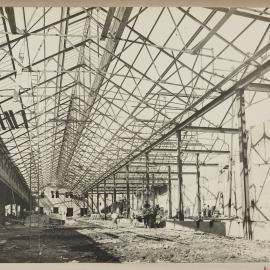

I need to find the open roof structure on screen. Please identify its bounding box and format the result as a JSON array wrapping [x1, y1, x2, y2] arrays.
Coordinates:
[[1, 7, 270, 197]]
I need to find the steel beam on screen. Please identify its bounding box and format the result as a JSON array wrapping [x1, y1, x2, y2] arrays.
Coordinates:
[[151, 173, 155, 206], [101, 7, 116, 40], [208, 7, 270, 23], [113, 174, 116, 203], [152, 148, 230, 154], [91, 189, 94, 212], [245, 83, 270, 92], [0, 8, 94, 50], [115, 171, 196, 175], [184, 126, 239, 134], [145, 152, 150, 203], [96, 185, 99, 213], [192, 8, 235, 54], [4, 7, 17, 34], [237, 89, 252, 239], [89, 28, 270, 192], [104, 180, 107, 219], [177, 130, 184, 220], [196, 154, 202, 218], [168, 165, 172, 219], [126, 165, 130, 217], [136, 183, 139, 210], [131, 161, 219, 166], [57, 7, 132, 185]]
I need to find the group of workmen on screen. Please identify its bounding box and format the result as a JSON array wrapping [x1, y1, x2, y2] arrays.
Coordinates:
[[110, 200, 166, 229], [135, 201, 166, 228], [202, 204, 217, 218]]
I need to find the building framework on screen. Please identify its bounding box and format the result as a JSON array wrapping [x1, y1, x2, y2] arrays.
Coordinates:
[[1, 7, 270, 240]]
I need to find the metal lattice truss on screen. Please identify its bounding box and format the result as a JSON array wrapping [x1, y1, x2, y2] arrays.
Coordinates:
[[1, 7, 270, 194]]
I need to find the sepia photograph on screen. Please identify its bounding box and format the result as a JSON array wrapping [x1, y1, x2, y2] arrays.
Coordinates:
[[0, 2, 270, 265]]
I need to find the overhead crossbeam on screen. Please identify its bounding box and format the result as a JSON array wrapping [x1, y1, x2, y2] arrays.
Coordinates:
[[209, 7, 270, 23], [101, 7, 116, 40], [245, 83, 270, 92], [4, 7, 17, 34], [89, 57, 270, 190], [115, 171, 196, 175], [131, 161, 219, 166], [57, 7, 132, 184], [151, 148, 230, 154], [192, 8, 235, 54], [184, 126, 239, 134]]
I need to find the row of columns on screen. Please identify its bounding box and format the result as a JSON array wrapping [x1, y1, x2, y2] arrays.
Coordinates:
[[88, 90, 251, 239]]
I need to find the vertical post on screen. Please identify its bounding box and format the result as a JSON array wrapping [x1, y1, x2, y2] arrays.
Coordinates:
[[152, 173, 155, 206], [131, 192, 134, 209], [237, 89, 252, 239], [126, 165, 130, 217], [145, 152, 150, 203], [29, 149, 32, 248], [168, 165, 172, 219], [136, 183, 139, 210], [228, 157, 233, 218], [196, 153, 201, 219], [234, 171, 238, 216], [97, 185, 100, 213], [113, 174, 117, 203], [142, 177, 145, 204], [228, 100, 235, 218], [104, 180, 107, 219], [91, 189, 94, 213], [87, 192, 89, 215], [177, 130, 184, 220]]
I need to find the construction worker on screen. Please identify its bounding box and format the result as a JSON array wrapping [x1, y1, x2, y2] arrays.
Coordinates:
[[142, 201, 151, 228]]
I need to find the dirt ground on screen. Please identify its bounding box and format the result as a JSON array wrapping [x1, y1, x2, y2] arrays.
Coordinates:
[[0, 218, 270, 263]]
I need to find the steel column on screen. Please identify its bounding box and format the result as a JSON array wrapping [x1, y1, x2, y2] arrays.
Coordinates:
[[86, 193, 89, 215], [145, 152, 150, 203], [152, 173, 155, 206], [168, 165, 172, 219], [237, 89, 252, 239], [131, 193, 134, 209], [96, 185, 99, 213], [177, 130, 184, 220], [196, 153, 201, 218], [228, 101, 235, 218], [126, 165, 130, 217], [91, 189, 94, 213], [113, 174, 117, 202], [104, 180, 107, 219], [136, 183, 139, 210]]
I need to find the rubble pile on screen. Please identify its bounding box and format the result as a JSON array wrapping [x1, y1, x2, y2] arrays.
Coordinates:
[[77, 220, 270, 263]]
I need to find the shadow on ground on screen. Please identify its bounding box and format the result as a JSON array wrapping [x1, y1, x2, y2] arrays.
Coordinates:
[[0, 224, 120, 263]]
